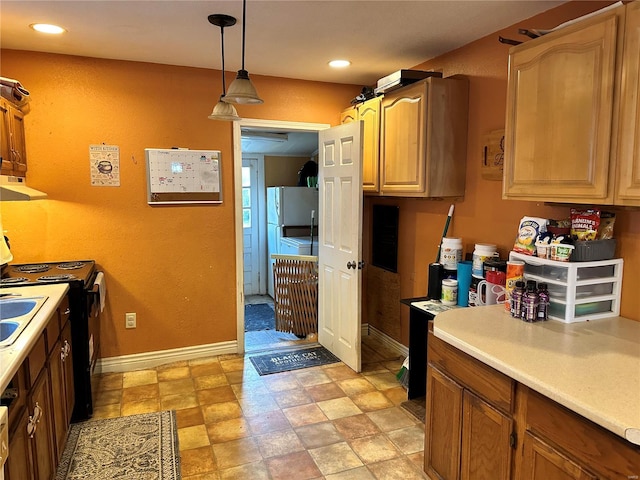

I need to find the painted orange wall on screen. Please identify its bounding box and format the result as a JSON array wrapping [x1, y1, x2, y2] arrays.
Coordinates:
[[0, 50, 359, 358], [364, 1, 640, 345]]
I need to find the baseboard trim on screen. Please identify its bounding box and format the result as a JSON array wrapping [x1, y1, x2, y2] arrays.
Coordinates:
[[364, 324, 409, 358], [97, 340, 238, 374]]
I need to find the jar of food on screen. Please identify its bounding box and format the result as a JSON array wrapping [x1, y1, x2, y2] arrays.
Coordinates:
[[472, 243, 499, 277], [440, 237, 463, 273], [441, 279, 458, 306]]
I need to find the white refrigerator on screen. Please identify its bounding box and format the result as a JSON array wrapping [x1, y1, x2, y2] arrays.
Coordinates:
[[267, 186, 319, 297]]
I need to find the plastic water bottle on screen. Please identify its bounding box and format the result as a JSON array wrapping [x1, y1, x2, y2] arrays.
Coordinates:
[[537, 283, 550, 321]]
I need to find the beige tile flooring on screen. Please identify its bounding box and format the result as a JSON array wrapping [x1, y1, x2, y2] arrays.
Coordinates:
[[92, 335, 430, 479]]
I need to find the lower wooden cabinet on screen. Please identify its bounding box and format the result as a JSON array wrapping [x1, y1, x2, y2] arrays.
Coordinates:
[[425, 332, 640, 480], [425, 364, 513, 480], [5, 407, 33, 480], [521, 432, 596, 480], [29, 368, 56, 480]]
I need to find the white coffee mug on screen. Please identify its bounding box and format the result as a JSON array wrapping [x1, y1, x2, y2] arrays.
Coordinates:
[[476, 280, 506, 306]]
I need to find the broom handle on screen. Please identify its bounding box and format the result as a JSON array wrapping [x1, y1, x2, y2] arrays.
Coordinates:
[[435, 205, 455, 263]]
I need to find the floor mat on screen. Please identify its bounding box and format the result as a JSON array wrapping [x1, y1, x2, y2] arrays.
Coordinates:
[[249, 345, 340, 375], [55, 410, 180, 480], [245, 303, 275, 331]]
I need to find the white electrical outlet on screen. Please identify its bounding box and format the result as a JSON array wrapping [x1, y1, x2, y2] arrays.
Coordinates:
[[125, 312, 137, 329]]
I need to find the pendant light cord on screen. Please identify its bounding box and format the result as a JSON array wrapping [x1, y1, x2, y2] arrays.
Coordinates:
[[241, 0, 246, 71], [220, 25, 227, 94]]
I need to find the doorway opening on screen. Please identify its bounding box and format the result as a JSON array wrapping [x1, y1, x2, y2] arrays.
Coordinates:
[[233, 119, 330, 354]]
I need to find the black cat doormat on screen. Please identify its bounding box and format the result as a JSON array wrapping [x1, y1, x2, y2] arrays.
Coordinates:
[[249, 346, 340, 375]]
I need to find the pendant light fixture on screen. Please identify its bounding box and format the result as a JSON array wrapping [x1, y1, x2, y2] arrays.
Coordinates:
[[224, 0, 263, 105], [208, 14, 241, 121]]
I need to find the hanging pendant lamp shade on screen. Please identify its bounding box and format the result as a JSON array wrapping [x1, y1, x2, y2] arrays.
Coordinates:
[[208, 14, 241, 121], [224, 0, 263, 105]]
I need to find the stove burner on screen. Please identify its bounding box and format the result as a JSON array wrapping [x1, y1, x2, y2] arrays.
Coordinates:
[[13, 264, 51, 274], [57, 262, 86, 270], [0, 277, 29, 285], [37, 274, 76, 283]]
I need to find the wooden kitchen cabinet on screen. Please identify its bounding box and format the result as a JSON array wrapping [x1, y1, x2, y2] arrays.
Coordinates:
[[425, 331, 640, 480], [380, 77, 468, 197], [0, 98, 28, 176], [614, 0, 640, 206], [29, 367, 56, 480], [340, 96, 382, 193], [5, 407, 33, 480], [504, 2, 640, 206], [424, 332, 514, 480], [521, 432, 596, 480]]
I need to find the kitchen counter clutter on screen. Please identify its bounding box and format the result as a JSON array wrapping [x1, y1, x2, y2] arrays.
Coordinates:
[[433, 305, 640, 445], [0, 283, 69, 392]]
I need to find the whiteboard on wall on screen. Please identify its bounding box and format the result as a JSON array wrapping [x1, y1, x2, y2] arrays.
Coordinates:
[[145, 148, 222, 204]]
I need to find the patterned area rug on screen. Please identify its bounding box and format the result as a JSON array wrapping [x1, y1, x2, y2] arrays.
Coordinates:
[[245, 303, 275, 331], [55, 411, 180, 480], [250, 345, 340, 375]]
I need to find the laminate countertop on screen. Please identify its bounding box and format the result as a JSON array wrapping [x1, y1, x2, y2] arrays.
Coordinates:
[[433, 305, 640, 446], [0, 284, 69, 392]]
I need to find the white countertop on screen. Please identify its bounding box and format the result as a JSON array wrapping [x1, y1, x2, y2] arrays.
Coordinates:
[[434, 305, 640, 446], [0, 284, 69, 392]]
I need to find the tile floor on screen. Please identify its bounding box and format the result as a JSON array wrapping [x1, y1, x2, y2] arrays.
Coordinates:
[[92, 335, 430, 479], [244, 295, 317, 353]]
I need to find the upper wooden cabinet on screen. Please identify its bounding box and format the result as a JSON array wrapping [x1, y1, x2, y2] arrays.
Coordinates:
[[614, 0, 640, 206], [380, 77, 469, 197], [504, 3, 640, 206], [340, 97, 381, 193], [0, 98, 28, 177]]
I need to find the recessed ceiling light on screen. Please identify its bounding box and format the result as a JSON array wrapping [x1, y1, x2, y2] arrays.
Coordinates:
[[30, 23, 66, 34], [329, 60, 351, 68]]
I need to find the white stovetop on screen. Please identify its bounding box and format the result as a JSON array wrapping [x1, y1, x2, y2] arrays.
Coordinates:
[[433, 305, 640, 446]]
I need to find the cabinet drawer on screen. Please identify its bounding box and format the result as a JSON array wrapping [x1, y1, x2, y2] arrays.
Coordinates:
[[524, 386, 640, 479], [428, 331, 514, 414], [27, 334, 46, 387]]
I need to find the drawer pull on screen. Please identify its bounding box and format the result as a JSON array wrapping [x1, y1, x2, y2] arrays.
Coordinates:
[[64, 308, 71, 315], [27, 416, 37, 438]]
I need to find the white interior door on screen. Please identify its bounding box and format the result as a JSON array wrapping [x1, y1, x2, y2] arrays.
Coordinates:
[[318, 121, 363, 372], [242, 156, 262, 295]]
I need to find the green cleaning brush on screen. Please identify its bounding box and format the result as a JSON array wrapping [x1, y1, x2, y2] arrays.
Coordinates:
[[396, 357, 410, 389]]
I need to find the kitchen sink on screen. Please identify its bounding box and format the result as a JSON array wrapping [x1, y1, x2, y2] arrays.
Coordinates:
[[0, 299, 40, 320], [0, 296, 48, 348], [0, 321, 19, 341]]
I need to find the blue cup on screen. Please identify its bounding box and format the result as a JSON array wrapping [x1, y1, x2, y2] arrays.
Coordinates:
[[457, 260, 473, 307]]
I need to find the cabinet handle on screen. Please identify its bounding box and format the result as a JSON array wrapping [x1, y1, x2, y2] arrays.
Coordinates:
[[63, 340, 71, 359], [64, 308, 71, 315], [61, 346, 66, 361], [27, 416, 37, 438], [33, 402, 43, 423]]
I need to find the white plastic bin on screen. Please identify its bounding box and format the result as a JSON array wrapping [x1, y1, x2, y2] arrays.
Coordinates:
[[509, 251, 623, 323]]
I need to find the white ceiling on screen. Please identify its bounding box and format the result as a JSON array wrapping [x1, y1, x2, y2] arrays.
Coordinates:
[[1, 0, 565, 155], [1, 1, 564, 87]]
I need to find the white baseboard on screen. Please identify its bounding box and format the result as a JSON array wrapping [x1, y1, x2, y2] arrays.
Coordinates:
[[362, 323, 409, 358], [97, 340, 238, 374]]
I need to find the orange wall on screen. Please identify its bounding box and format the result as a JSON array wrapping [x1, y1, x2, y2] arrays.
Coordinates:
[[363, 1, 640, 345], [0, 50, 359, 358]]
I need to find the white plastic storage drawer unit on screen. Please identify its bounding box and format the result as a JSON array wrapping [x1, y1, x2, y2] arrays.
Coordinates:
[[509, 251, 623, 323]]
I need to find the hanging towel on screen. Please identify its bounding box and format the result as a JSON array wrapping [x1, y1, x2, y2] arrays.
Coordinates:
[[94, 271, 106, 313]]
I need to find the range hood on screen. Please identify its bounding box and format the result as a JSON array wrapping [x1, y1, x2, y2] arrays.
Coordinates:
[[0, 175, 47, 201]]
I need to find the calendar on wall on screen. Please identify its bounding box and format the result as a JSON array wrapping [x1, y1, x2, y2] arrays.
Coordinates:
[[145, 148, 222, 204]]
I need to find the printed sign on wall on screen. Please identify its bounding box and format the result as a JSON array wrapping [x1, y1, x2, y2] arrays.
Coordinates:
[[90, 144, 120, 186]]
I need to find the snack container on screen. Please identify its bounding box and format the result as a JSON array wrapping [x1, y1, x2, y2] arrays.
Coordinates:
[[509, 251, 623, 323], [572, 239, 617, 262], [550, 244, 574, 262]]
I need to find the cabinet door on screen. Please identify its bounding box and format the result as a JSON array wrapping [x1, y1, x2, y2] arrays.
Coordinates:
[[358, 97, 381, 193], [615, 1, 640, 206], [521, 432, 597, 480], [460, 390, 512, 480], [381, 81, 427, 195], [503, 8, 620, 203], [0, 99, 13, 174], [62, 321, 75, 424], [5, 407, 34, 480], [29, 369, 56, 480], [49, 336, 68, 462], [8, 104, 27, 174], [424, 366, 463, 480], [340, 107, 357, 124]]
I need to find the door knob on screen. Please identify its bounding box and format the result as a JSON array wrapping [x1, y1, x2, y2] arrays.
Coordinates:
[[347, 261, 356, 269]]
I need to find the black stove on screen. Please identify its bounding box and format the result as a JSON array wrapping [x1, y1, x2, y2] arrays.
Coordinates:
[[1, 259, 100, 422]]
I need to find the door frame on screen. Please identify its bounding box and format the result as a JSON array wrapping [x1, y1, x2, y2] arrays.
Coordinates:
[[233, 119, 330, 354], [241, 154, 266, 295]]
